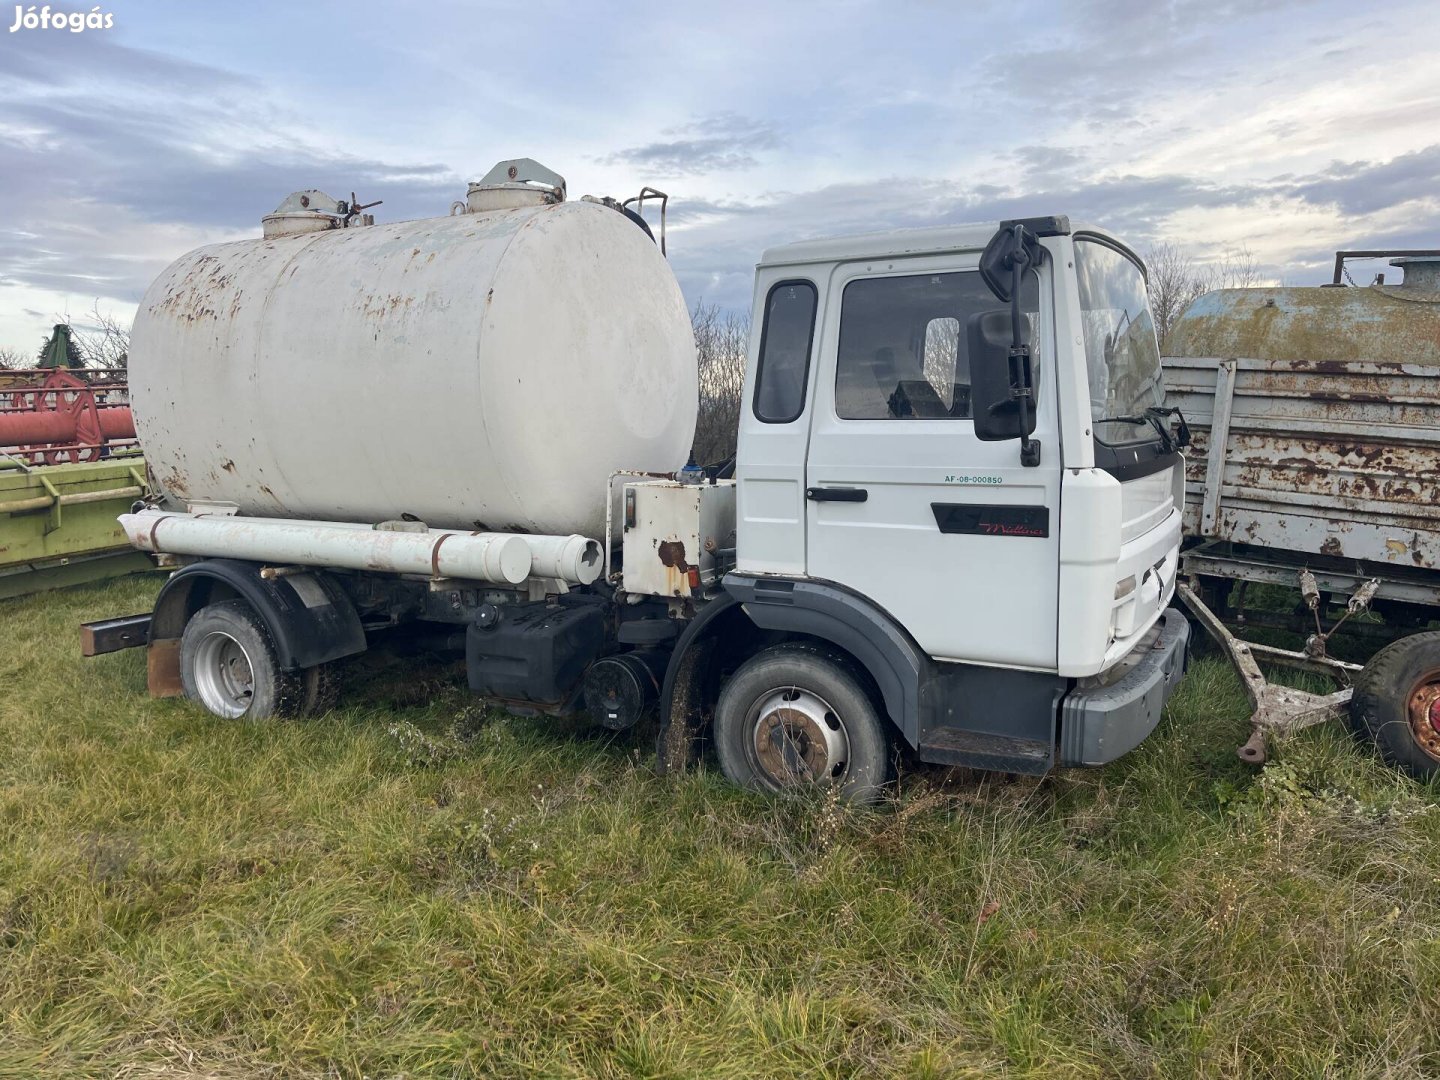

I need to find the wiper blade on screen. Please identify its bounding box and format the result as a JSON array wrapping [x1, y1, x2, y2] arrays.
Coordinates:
[[1095, 410, 1178, 452], [1146, 406, 1191, 450]]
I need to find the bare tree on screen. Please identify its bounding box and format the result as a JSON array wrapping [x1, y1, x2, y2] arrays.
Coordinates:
[[70, 303, 130, 371], [1146, 242, 1211, 351], [1208, 247, 1260, 290], [0, 347, 26, 370], [1146, 243, 1262, 350], [690, 301, 750, 465]]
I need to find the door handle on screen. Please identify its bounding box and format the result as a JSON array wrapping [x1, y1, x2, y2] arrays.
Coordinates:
[[806, 486, 868, 503]]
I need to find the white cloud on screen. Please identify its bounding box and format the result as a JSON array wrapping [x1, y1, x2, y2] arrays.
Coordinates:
[[0, 0, 1437, 346]]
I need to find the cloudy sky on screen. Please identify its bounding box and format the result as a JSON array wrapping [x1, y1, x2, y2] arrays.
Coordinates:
[[0, 0, 1437, 352]]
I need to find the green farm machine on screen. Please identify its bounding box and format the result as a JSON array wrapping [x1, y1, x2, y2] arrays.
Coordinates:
[[0, 325, 152, 597]]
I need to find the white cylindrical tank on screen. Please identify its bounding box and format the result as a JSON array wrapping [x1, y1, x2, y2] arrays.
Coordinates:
[[129, 196, 697, 540]]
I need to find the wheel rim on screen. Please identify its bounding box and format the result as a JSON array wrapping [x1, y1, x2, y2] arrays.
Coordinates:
[[744, 685, 851, 789], [1407, 672, 1440, 762], [192, 631, 256, 718]]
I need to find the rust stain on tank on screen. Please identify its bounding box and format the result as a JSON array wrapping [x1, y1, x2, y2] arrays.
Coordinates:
[[160, 468, 189, 498]]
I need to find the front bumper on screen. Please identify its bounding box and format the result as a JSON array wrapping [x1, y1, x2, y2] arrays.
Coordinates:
[[1058, 610, 1189, 766]]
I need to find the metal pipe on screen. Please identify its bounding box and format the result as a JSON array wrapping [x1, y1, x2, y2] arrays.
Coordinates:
[[0, 404, 135, 448], [119, 511, 609, 587], [1331, 249, 1440, 285], [0, 484, 144, 516], [120, 511, 533, 585], [183, 513, 603, 584], [526, 533, 604, 585], [0, 494, 54, 515], [0, 443, 140, 467], [61, 485, 144, 507]]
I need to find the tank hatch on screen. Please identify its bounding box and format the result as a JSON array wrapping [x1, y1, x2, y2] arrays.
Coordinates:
[[262, 190, 381, 239]]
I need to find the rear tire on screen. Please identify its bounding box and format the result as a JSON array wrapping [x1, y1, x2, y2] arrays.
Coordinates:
[[180, 600, 303, 720], [1350, 631, 1440, 778], [713, 643, 892, 803], [299, 662, 341, 716]]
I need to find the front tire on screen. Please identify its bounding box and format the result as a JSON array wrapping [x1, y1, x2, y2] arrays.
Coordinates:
[[180, 600, 304, 720], [713, 643, 892, 802], [1350, 631, 1440, 778]]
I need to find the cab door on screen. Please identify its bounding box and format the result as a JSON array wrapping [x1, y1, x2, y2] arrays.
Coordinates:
[[803, 257, 1062, 670], [735, 273, 824, 577]]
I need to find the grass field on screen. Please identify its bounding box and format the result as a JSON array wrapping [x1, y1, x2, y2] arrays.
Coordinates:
[[3, 576, 1440, 1078]]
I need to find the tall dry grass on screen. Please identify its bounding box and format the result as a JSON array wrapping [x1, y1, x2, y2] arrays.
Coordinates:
[[3, 579, 1439, 1077]]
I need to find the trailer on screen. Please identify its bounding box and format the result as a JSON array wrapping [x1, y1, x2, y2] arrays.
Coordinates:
[[1165, 250, 1440, 774]]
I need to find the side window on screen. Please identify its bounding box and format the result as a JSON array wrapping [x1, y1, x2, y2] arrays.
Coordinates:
[[835, 270, 1039, 420], [753, 281, 817, 424]]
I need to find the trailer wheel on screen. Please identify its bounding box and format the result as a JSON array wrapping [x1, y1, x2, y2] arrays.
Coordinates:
[[180, 600, 304, 720], [713, 643, 892, 803], [1350, 631, 1440, 778]]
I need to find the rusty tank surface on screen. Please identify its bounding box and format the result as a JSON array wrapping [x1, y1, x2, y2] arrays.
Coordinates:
[[1164, 254, 1440, 575]]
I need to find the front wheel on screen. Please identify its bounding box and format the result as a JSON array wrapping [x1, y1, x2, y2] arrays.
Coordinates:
[[712, 643, 892, 803], [1350, 631, 1440, 778]]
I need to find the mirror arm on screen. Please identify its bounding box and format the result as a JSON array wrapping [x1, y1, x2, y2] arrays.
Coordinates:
[[1006, 225, 1041, 467]]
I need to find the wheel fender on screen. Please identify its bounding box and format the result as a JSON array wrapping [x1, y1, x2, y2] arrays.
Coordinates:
[[656, 592, 741, 774], [656, 576, 926, 772], [149, 560, 365, 695], [722, 574, 925, 746]]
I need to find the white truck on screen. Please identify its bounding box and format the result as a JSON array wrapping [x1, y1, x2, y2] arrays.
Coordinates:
[[83, 159, 1190, 800]]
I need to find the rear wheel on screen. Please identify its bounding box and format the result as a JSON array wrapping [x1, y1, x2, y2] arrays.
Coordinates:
[[180, 600, 317, 720], [299, 662, 341, 716], [713, 643, 892, 802], [1350, 631, 1440, 778]]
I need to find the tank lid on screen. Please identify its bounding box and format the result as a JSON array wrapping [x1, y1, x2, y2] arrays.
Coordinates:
[[262, 189, 378, 239], [461, 158, 566, 214], [1389, 255, 1440, 293]]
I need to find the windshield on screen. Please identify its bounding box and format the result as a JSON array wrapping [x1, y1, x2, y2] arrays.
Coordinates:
[[1075, 238, 1164, 446]]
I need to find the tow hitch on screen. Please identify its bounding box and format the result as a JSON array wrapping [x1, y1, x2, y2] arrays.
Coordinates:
[[1178, 577, 1373, 763]]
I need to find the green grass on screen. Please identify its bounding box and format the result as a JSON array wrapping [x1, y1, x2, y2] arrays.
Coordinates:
[[3, 578, 1440, 1078]]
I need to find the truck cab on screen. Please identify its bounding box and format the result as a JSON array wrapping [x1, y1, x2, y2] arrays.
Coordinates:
[[673, 216, 1189, 790]]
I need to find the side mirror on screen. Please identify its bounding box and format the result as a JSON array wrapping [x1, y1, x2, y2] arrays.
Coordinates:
[[968, 309, 1036, 444], [979, 228, 1024, 303], [979, 217, 1066, 302], [972, 222, 1045, 466]]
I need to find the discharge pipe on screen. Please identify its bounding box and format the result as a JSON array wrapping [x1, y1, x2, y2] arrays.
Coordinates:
[[118, 510, 606, 587], [121, 510, 532, 585], [526, 534, 603, 585]]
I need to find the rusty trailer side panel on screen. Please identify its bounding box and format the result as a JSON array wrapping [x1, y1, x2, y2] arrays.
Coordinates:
[[1163, 355, 1440, 570]]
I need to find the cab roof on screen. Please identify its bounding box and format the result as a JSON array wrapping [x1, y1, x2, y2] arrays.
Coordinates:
[[756, 220, 1133, 269]]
